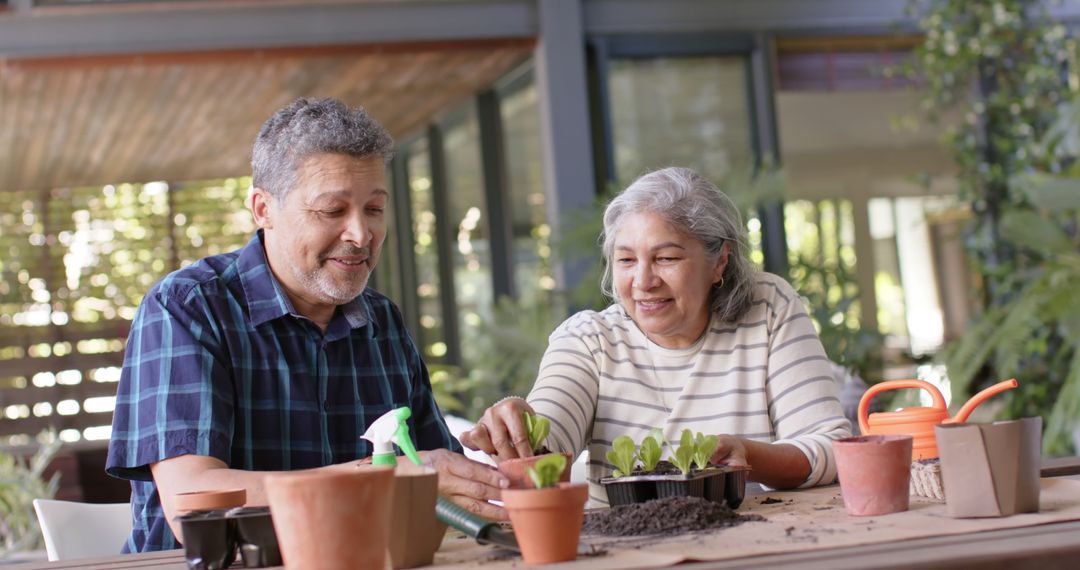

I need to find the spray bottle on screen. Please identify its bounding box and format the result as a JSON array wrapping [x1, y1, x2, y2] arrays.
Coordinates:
[[361, 407, 423, 467], [361, 407, 535, 553]]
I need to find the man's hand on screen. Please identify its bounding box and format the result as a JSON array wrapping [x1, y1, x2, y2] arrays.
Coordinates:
[[418, 449, 509, 520], [458, 397, 535, 460]]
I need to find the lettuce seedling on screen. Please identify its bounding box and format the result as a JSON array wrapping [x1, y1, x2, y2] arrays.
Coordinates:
[[693, 432, 720, 470], [523, 411, 551, 453], [527, 453, 568, 489], [606, 435, 638, 477], [668, 429, 696, 475], [637, 428, 666, 473]]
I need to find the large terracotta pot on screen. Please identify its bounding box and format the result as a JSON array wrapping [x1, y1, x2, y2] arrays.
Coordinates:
[[501, 483, 588, 565], [265, 467, 395, 570], [833, 435, 913, 516], [497, 453, 572, 489]]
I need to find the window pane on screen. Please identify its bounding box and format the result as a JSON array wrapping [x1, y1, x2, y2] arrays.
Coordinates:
[[608, 57, 754, 187], [501, 81, 556, 303], [442, 107, 492, 366], [408, 140, 448, 362]]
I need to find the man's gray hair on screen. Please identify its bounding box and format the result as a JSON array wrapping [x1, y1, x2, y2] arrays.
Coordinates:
[[252, 97, 394, 202], [600, 166, 757, 323]]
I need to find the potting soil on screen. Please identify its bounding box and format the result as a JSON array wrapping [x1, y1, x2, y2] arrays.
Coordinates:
[[583, 496, 765, 537]]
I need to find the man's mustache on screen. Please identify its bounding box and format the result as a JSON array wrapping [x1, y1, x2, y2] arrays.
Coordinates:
[[320, 246, 371, 260]]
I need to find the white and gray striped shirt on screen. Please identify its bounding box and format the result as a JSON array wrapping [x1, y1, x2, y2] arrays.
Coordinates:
[[527, 272, 851, 505]]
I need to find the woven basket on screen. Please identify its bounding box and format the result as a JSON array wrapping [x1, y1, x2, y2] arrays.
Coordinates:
[[909, 459, 945, 501]]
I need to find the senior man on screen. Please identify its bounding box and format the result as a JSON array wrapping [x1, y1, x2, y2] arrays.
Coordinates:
[[107, 97, 506, 552]]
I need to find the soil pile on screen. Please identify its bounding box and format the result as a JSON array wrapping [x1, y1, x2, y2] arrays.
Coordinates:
[[583, 496, 764, 537]]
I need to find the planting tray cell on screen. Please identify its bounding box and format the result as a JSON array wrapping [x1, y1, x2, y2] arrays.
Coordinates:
[[602, 479, 657, 507], [655, 477, 706, 499]]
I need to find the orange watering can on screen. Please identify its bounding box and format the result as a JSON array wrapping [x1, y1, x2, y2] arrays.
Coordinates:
[[857, 378, 1019, 460]]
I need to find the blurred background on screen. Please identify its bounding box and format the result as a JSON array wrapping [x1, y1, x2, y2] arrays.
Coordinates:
[[3, 0, 1080, 542]]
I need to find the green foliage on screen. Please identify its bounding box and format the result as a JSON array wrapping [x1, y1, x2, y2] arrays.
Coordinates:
[[637, 431, 664, 473], [605, 435, 639, 478], [903, 0, 1080, 454], [526, 453, 568, 490], [788, 251, 885, 377], [523, 412, 551, 454], [669, 430, 696, 476], [692, 432, 720, 471], [0, 434, 62, 556]]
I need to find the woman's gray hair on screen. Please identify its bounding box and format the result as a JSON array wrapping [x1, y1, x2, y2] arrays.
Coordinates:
[[251, 97, 394, 202], [600, 166, 757, 323]]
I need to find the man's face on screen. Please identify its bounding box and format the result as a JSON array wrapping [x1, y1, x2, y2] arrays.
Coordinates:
[[252, 153, 388, 320]]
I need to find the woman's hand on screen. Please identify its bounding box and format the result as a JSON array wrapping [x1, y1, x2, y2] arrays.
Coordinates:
[[709, 435, 750, 467], [458, 397, 536, 460], [710, 437, 811, 489]]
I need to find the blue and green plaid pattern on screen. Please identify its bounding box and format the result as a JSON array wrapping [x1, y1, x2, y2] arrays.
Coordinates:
[[106, 231, 459, 552]]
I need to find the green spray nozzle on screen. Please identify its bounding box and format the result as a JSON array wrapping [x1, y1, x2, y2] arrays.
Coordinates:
[[362, 406, 423, 467]]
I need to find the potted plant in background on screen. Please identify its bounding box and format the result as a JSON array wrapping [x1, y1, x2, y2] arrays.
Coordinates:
[[501, 454, 588, 565], [0, 434, 60, 560], [600, 429, 749, 508], [496, 412, 572, 489]]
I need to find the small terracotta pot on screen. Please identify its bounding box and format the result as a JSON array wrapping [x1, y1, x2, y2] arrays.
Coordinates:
[[266, 467, 395, 570], [497, 453, 572, 489], [173, 488, 246, 513], [834, 435, 913, 516], [501, 483, 588, 565]]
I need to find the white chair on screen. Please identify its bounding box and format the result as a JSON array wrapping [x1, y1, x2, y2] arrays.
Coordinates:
[[32, 499, 132, 561]]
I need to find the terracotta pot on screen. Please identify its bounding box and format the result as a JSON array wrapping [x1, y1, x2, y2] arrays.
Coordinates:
[[501, 483, 588, 565], [266, 467, 395, 570], [833, 435, 913, 516], [389, 465, 446, 568], [173, 488, 246, 513], [497, 453, 572, 489]]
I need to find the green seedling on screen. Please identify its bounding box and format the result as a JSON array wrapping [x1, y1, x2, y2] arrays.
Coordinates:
[[637, 428, 666, 473], [523, 411, 551, 453], [527, 453, 568, 489], [693, 432, 720, 470], [606, 435, 639, 477], [669, 429, 696, 475]]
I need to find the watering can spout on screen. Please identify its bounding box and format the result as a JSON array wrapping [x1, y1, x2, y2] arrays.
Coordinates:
[[948, 378, 1019, 424]]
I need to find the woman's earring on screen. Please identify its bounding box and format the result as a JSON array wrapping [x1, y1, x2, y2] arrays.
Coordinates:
[[716, 277, 725, 289]]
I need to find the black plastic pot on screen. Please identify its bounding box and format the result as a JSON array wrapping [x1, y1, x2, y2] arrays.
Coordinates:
[[600, 465, 750, 508], [177, 506, 280, 570]]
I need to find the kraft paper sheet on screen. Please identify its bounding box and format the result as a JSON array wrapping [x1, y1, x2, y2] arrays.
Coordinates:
[[430, 478, 1080, 569]]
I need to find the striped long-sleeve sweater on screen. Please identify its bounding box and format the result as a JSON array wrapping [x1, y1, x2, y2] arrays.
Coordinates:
[[527, 272, 851, 505]]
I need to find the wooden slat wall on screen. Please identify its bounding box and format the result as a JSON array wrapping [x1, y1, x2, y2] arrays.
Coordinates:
[[0, 40, 534, 192]]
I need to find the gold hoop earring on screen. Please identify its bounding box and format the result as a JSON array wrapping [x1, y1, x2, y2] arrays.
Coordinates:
[[715, 277, 725, 290]]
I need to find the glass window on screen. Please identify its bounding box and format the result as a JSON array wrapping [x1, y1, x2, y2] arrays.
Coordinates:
[[408, 140, 449, 362], [501, 81, 556, 305], [608, 56, 754, 188], [442, 107, 493, 366]]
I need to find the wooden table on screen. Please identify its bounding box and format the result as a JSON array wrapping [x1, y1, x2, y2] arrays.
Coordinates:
[[17, 459, 1080, 570]]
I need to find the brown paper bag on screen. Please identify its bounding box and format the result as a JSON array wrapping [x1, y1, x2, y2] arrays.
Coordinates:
[[935, 417, 1041, 518]]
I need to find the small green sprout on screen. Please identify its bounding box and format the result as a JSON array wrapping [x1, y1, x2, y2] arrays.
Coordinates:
[[606, 435, 638, 477], [523, 412, 551, 453], [669, 429, 696, 475], [637, 429, 666, 473], [693, 432, 720, 470], [527, 453, 568, 489]]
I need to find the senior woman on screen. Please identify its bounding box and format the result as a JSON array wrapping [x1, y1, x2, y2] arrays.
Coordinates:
[[460, 166, 851, 504]]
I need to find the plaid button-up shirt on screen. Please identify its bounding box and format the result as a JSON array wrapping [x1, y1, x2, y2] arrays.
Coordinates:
[[106, 231, 459, 552]]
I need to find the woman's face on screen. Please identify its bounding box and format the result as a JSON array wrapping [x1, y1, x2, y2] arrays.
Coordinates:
[[611, 211, 727, 349]]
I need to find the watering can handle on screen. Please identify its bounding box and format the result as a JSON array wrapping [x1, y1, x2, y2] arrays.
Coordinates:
[[857, 379, 946, 435]]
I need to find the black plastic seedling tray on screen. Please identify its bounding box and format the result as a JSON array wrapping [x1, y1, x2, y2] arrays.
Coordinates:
[[600, 464, 750, 508]]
